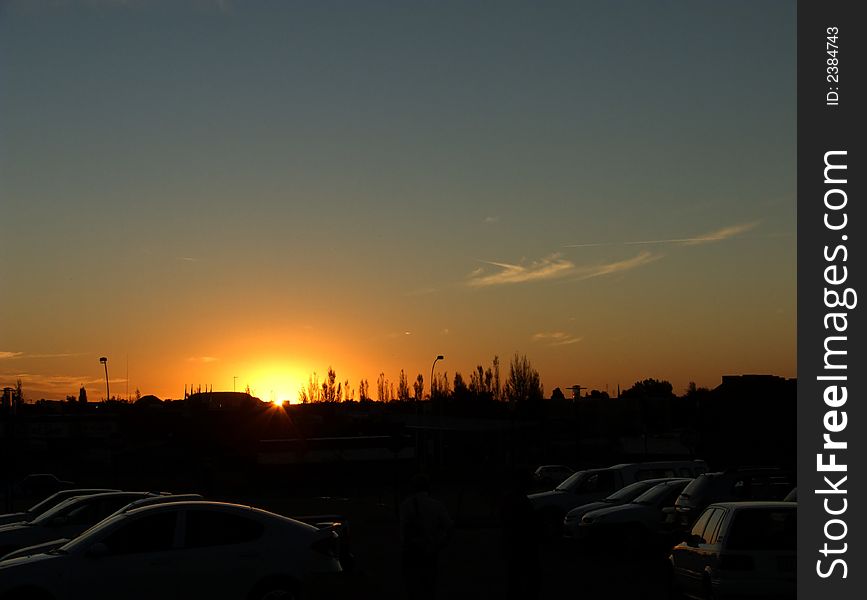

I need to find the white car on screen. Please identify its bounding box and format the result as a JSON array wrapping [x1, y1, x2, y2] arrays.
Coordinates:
[[563, 477, 687, 539], [0, 494, 204, 561], [0, 492, 167, 558], [577, 479, 692, 548], [669, 502, 796, 599], [0, 501, 342, 600]]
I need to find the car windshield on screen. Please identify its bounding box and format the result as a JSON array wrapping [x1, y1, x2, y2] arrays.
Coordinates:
[[29, 496, 88, 525], [60, 513, 126, 553], [633, 480, 689, 505], [727, 508, 797, 551], [605, 481, 653, 502], [677, 474, 713, 503], [26, 491, 67, 514], [555, 470, 589, 491]]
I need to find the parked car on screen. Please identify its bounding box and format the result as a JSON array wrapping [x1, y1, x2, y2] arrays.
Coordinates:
[[0, 491, 171, 557], [0, 501, 343, 600], [563, 477, 687, 539], [576, 479, 692, 551], [672, 468, 794, 531], [670, 502, 796, 599], [529, 460, 707, 533], [0, 489, 118, 527], [0, 494, 205, 562], [533, 465, 575, 489]]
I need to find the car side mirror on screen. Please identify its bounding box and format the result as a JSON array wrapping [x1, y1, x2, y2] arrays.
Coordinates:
[[87, 543, 109, 558], [686, 534, 702, 548]]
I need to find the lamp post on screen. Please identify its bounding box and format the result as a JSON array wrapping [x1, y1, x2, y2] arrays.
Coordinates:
[[99, 357, 110, 401], [430, 355, 444, 467], [430, 355, 444, 400]]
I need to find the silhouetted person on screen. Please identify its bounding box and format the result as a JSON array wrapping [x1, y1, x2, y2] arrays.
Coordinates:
[[399, 473, 453, 600], [500, 470, 541, 600]]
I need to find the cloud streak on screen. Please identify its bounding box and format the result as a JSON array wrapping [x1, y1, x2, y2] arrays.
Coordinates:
[[467, 254, 575, 287], [467, 251, 658, 287], [532, 332, 583, 346], [0, 351, 82, 360], [570, 251, 662, 282], [187, 356, 218, 363], [563, 221, 760, 248]]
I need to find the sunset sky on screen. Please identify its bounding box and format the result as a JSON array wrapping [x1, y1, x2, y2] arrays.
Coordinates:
[[1, 1, 796, 402]]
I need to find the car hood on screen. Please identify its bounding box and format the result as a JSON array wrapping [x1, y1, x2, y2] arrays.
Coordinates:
[[565, 501, 609, 519], [0, 522, 30, 536], [583, 503, 651, 522], [0, 513, 28, 526], [0, 550, 60, 571], [528, 490, 565, 503]]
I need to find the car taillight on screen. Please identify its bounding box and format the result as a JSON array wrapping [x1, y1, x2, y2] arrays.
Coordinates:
[[311, 534, 340, 558], [719, 553, 754, 571]]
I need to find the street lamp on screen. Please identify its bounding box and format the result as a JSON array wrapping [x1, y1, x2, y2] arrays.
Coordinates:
[[430, 355, 444, 399], [99, 357, 110, 402]]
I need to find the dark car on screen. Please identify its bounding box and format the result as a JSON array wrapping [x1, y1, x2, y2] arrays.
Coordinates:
[[672, 468, 794, 531]]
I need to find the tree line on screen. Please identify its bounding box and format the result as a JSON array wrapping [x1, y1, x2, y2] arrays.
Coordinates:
[[296, 354, 545, 404]]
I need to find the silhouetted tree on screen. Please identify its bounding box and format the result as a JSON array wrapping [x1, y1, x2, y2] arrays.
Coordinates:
[[398, 369, 411, 401], [453, 371, 468, 401], [413, 374, 424, 401], [551, 387, 566, 401], [359, 379, 370, 402], [344, 379, 353, 401], [377, 372, 388, 402], [504, 354, 543, 404], [493, 355, 501, 401], [323, 367, 339, 402], [13, 378, 24, 405], [621, 378, 674, 399]]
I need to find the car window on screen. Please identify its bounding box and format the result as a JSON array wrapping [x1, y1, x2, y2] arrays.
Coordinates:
[[703, 508, 726, 544], [678, 468, 692, 478], [607, 481, 652, 502], [678, 475, 711, 506], [576, 471, 616, 494], [689, 508, 715, 540], [726, 508, 797, 551], [184, 510, 264, 548], [101, 512, 178, 555], [63, 501, 101, 526], [555, 470, 588, 491]]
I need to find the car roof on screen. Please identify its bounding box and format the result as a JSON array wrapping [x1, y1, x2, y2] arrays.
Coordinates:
[[706, 501, 797, 510]]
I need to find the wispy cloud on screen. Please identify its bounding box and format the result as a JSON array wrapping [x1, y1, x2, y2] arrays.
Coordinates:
[[188, 356, 218, 363], [532, 332, 583, 346], [483, 216, 500, 224], [467, 251, 658, 287], [0, 351, 82, 360], [563, 221, 760, 248], [570, 251, 662, 282], [467, 254, 575, 287]]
